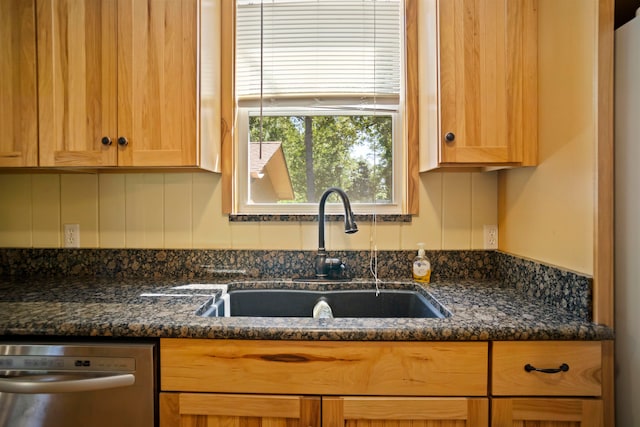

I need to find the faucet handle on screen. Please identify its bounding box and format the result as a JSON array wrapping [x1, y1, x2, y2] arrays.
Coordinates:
[[315, 254, 347, 279], [325, 257, 344, 269], [325, 257, 346, 279]]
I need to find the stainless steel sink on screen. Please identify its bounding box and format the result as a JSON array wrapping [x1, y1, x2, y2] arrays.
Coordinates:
[[198, 288, 447, 318]]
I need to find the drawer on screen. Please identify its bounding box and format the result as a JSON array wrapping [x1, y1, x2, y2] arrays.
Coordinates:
[[161, 339, 488, 396], [492, 341, 602, 396]]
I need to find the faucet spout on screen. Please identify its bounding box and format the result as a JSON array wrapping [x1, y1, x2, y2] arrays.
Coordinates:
[[316, 187, 358, 278]]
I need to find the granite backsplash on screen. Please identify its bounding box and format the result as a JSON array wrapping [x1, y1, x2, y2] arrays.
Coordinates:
[[0, 248, 593, 321]]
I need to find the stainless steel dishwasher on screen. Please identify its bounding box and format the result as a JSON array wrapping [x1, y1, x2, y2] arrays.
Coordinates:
[[0, 342, 155, 427]]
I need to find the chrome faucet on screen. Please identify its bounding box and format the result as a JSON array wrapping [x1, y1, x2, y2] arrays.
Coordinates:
[[315, 187, 358, 278]]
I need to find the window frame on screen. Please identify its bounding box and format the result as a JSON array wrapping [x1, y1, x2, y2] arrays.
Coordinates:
[[220, 0, 419, 216]]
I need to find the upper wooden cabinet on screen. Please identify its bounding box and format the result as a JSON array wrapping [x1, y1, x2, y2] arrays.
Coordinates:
[[0, 0, 38, 167], [419, 0, 538, 170], [36, 0, 117, 167], [36, 0, 220, 170]]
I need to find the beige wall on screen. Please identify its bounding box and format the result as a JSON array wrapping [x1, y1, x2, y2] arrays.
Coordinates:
[[498, 0, 597, 275], [0, 171, 497, 251], [1, 0, 601, 273]]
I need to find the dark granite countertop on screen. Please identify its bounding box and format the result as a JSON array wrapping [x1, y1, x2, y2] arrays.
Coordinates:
[[0, 277, 613, 341]]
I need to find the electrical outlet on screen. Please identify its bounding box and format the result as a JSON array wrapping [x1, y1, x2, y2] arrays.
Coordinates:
[[483, 225, 498, 250], [64, 224, 80, 248]]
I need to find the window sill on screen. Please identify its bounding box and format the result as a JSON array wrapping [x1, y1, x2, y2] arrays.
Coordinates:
[[229, 214, 412, 223]]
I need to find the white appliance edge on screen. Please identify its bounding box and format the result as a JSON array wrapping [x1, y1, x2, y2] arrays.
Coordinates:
[[614, 13, 640, 427]]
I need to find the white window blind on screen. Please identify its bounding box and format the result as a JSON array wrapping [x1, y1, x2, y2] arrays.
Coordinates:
[[236, 0, 402, 107]]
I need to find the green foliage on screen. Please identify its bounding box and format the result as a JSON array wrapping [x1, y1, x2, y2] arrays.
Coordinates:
[[249, 114, 393, 203]]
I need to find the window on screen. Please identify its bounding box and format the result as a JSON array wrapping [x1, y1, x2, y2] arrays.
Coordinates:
[[222, 0, 418, 215]]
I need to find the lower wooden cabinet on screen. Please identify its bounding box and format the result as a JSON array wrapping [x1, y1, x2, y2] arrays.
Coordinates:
[[159, 393, 320, 427], [492, 341, 602, 397], [324, 396, 488, 427], [159, 339, 610, 427], [490, 341, 604, 427], [160, 339, 488, 396], [159, 394, 489, 427], [159, 339, 490, 427], [491, 398, 603, 427], [159, 393, 605, 427]]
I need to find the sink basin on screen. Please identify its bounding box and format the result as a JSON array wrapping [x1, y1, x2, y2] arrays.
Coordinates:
[[198, 288, 447, 318]]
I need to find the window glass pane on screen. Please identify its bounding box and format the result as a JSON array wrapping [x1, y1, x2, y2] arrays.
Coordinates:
[[248, 114, 393, 204]]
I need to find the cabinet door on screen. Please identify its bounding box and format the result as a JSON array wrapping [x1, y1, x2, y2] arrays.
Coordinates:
[[492, 398, 603, 427], [117, 0, 197, 167], [0, 0, 38, 167], [323, 397, 488, 427], [438, 0, 537, 165], [159, 393, 320, 427], [37, 0, 118, 167]]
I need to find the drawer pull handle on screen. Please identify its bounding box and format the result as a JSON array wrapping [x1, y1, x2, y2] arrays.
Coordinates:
[[524, 363, 569, 374]]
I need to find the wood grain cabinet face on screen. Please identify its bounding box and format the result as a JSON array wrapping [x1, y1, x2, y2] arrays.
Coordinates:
[[159, 339, 490, 427], [0, 0, 38, 167], [492, 341, 602, 397], [159, 393, 321, 427], [491, 398, 603, 427], [491, 342, 604, 427], [323, 396, 489, 427], [159, 394, 489, 427], [421, 0, 538, 170], [159, 339, 609, 427], [160, 339, 488, 396], [36, 0, 210, 169]]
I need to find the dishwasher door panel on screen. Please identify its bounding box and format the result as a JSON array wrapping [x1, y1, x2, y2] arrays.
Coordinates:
[[0, 343, 155, 427]]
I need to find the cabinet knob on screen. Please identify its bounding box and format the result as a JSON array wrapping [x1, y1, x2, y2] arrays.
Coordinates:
[[444, 132, 456, 143], [101, 137, 112, 146], [117, 137, 129, 146]]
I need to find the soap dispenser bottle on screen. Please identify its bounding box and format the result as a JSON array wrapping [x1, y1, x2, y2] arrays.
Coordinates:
[[412, 243, 431, 283]]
